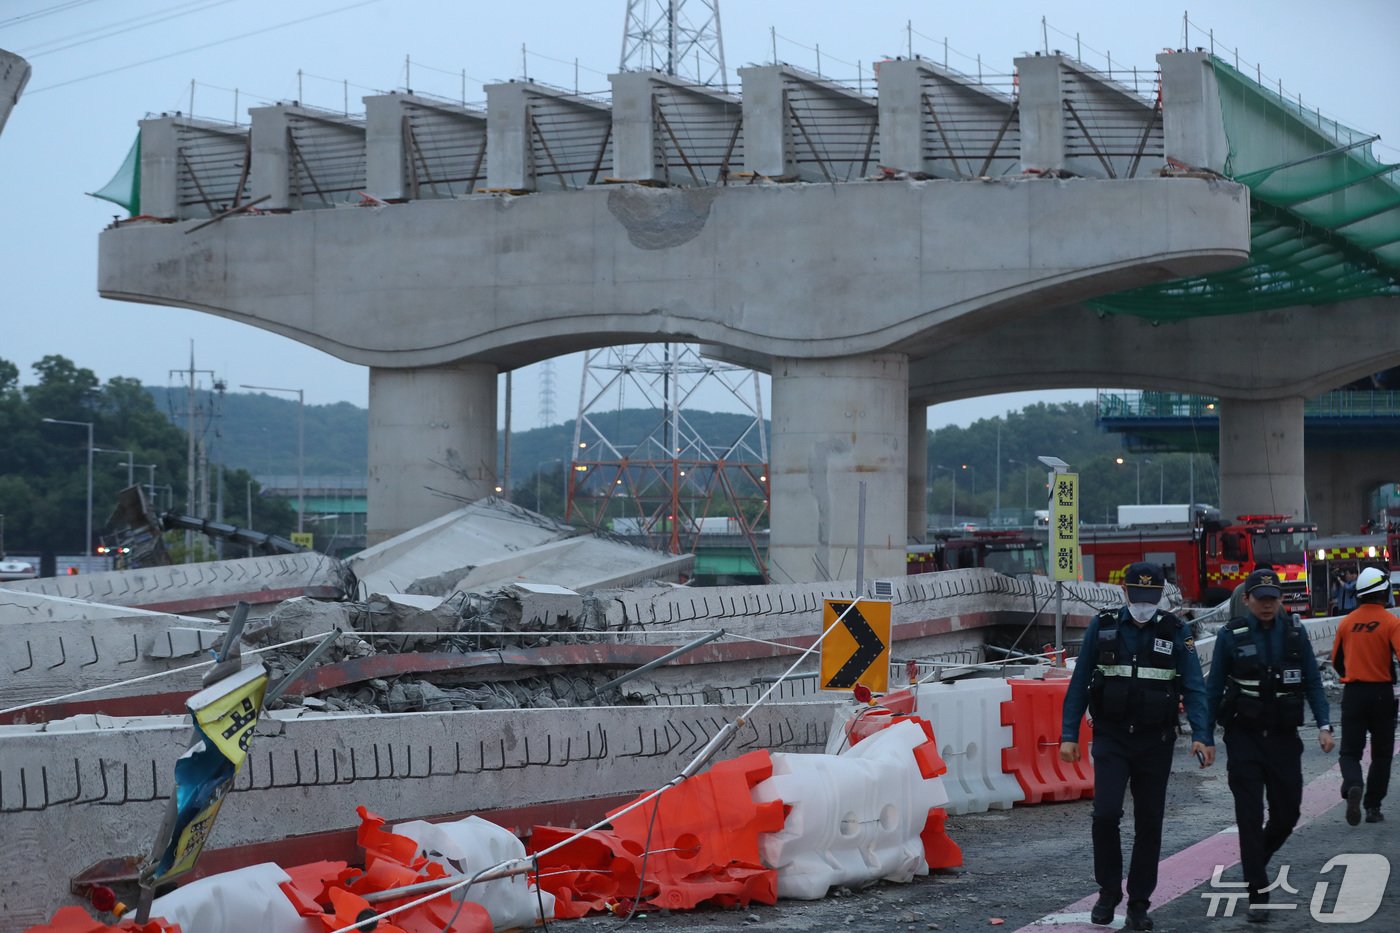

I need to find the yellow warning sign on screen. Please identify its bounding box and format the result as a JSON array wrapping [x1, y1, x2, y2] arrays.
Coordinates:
[[1049, 472, 1080, 581], [290, 532, 314, 549], [820, 599, 891, 693]]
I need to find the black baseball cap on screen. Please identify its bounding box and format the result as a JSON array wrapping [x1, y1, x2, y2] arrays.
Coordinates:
[[1123, 561, 1165, 604], [1243, 568, 1282, 599]]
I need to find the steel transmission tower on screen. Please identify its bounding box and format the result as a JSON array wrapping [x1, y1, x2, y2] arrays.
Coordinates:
[[620, 0, 727, 89], [568, 344, 768, 579]]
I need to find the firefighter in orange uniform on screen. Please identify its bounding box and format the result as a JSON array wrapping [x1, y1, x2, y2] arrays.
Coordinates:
[[1330, 566, 1400, 825]]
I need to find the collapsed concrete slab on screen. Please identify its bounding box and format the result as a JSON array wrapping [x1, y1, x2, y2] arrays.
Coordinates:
[[0, 700, 838, 926], [347, 497, 693, 596], [0, 550, 353, 616]]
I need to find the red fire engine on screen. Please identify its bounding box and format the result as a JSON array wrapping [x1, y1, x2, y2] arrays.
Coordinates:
[[907, 529, 1046, 577], [1079, 509, 1315, 613]]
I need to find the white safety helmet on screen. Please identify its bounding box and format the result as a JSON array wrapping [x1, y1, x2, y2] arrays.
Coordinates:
[[1356, 567, 1389, 599]]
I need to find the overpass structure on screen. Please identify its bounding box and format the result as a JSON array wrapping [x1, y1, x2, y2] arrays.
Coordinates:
[[97, 44, 1399, 579]]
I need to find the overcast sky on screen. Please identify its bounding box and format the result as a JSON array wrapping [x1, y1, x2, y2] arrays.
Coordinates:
[[3, 0, 1396, 432]]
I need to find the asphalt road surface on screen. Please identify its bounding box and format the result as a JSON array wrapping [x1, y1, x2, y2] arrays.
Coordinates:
[[569, 733, 1399, 932]]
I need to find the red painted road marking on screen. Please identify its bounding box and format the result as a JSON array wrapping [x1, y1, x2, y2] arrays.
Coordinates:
[[1014, 741, 1399, 931]]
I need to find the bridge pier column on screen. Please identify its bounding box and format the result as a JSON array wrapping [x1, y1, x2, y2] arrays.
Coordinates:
[[1304, 448, 1395, 536], [367, 363, 498, 545], [908, 403, 928, 545], [1218, 396, 1305, 522], [768, 353, 908, 584]]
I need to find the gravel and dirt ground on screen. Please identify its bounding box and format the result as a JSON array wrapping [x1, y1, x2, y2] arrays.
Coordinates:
[[564, 729, 1400, 933]]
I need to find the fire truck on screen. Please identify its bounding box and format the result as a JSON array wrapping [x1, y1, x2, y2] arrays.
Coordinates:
[[1079, 509, 1315, 613], [907, 529, 1047, 577], [1308, 533, 1395, 614]]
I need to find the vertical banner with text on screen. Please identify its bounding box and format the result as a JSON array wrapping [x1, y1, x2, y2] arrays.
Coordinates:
[[1050, 472, 1080, 581]]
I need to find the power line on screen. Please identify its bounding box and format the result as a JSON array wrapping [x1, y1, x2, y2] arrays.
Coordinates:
[[26, 0, 386, 95], [21, 0, 239, 59], [0, 0, 105, 31]]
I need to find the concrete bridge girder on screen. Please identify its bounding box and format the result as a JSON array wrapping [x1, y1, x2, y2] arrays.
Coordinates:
[[99, 177, 1249, 369], [100, 52, 1269, 573], [906, 297, 1400, 404], [99, 176, 1249, 560]]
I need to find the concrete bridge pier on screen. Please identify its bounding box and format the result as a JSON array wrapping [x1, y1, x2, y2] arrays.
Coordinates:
[[1217, 396, 1306, 522], [908, 403, 929, 545], [367, 363, 498, 545], [1305, 449, 1397, 537], [768, 353, 909, 585]]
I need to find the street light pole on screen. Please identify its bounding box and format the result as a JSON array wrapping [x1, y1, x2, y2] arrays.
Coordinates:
[[537, 458, 565, 513], [132, 463, 157, 504], [241, 385, 304, 533], [93, 447, 135, 486], [42, 418, 94, 558], [934, 464, 955, 527]]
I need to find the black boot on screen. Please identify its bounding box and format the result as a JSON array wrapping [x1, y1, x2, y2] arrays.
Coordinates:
[[1090, 892, 1120, 925], [1125, 901, 1153, 930], [1247, 890, 1271, 923], [1346, 786, 1363, 826], [1366, 807, 1384, 823]]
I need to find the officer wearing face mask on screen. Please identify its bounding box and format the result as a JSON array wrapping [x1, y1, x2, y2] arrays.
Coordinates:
[[1207, 567, 1334, 923], [1061, 562, 1213, 931]]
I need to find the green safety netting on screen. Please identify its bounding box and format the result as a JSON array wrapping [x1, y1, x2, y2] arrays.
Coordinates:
[[1092, 57, 1400, 320], [89, 133, 141, 215]]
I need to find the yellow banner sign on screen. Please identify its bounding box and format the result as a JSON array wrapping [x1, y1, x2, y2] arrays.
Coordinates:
[[820, 599, 891, 693], [1050, 472, 1080, 581], [290, 532, 315, 549], [154, 664, 268, 883]]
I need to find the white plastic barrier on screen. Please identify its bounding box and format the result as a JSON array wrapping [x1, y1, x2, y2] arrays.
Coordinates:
[[394, 815, 555, 929], [751, 720, 949, 900], [147, 863, 318, 933], [913, 678, 1024, 814]]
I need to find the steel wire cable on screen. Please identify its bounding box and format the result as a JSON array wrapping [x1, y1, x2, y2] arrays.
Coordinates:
[[0, 0, 103, 30], [27, 0, 387, 95], [19, 0, 238, 58]]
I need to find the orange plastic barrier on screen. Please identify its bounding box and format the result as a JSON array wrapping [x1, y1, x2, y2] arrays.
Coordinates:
[[527, 825, 629, 919], [530, 749, 785, 914], [920, 807, 963, 870], [22, 908, 178, 933], [999, 678, 1094, 804]]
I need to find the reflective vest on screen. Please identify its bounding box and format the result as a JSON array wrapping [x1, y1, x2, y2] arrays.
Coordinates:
[[1221, 616, 1307, 731], [1089, 610, 1182, 729]]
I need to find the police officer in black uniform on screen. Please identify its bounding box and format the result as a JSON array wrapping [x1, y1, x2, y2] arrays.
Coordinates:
[[1206, 567, 1334, 923], [1061, 562, 1214, 931]]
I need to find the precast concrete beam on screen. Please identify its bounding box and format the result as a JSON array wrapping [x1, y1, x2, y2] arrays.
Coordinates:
[[739, 64, 876, 182], [1304, 448, 1399, 536], [609, 71, 741, 184], [1159, 51, 1229, 172], [1218, 396, 1306, 522], [906, 297, 1400, 403], [98, 176, 1249, 371], [367, 363, 497, 544], [486, 81, 611, 192], [137, 115, 252, 221], [769, 353, 909, 584], [1016, 53, 1163, 178], [365, 94, 488, 201], [877, 58, 1019, 179], [0, 48, 29, 137]]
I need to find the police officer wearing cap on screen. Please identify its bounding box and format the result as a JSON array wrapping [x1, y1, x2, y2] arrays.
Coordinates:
[[1207, 567, 1334, 923], [1061, 561, 1213, 931]]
